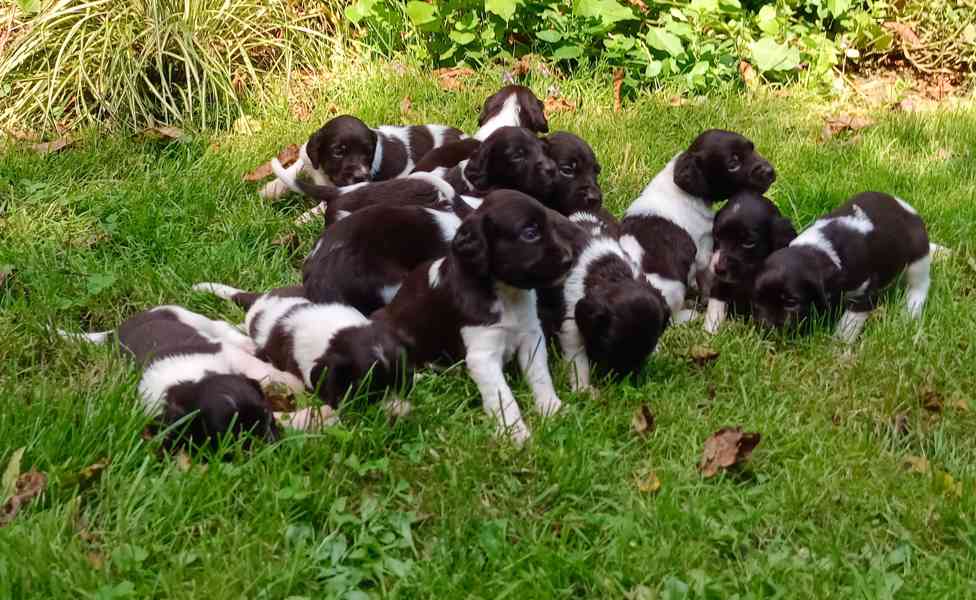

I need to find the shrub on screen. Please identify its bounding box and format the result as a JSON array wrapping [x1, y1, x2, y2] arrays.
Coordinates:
[[0, 0, 347, 133]]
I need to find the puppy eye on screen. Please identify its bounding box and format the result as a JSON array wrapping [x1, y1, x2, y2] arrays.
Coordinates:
[[520, 224, 541, 242], [728, 154, 741, 172], [742, 241, 756, 249], [512, 149, 526, 161], [332, 146, 345, 158], [560, 163, 575, 176]]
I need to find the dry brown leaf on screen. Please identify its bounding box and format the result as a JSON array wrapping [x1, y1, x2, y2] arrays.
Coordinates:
[[635, 470, 661, 494], [739, 60, 758, 90], [4, 128, 39, 141], [0, 265, 13, 288], [892, 413, 910, 437], [243, 144, 301, 182], [627, 0, 649, 12], [175, 451, 193, 473], [883, 22, 921, 47], [699, 427, 761, 478], [952, 398, 970, 412], [86, 551, 105, 570], [271, 231, 299, 251], [261, 381, 297, 412], [668, 95, 686, 107], [400, 96, 414, 117], [613, 69, 624, 113], [145, 125, 186, 140], [689, 345, 720, 367], [903, 455, 930, 474], [290, 99, 312, 123], [0, 470, 47, 526], [434, 67, 476, 92], [822, 114, 875, 140], [631, 404, 655, 437], [544, 96, 575, 115], [921, 387, 944, 413], [30, 137, 73, 155]]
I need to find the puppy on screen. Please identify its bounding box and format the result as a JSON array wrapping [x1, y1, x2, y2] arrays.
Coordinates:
[[59, 306, 307, 450], [544, 132, 605, 216], [537, 225, 669, 392], [703, 190, 797, 333], [620, 129, 776, 322], [192, 283, 412, 412], [302, 203, 462, 315], [439, 126, 557, 199], [260, 115, 464, 199], [372, 190, 580, 445], [752, 192, 931, 342]]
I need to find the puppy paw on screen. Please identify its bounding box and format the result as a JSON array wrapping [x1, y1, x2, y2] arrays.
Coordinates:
[[535, 394, 562, 417], [501, 420, 531, 448], [673, 309, 700, 325], [384, 396, 413, 421], [277, 406, 339, 431]]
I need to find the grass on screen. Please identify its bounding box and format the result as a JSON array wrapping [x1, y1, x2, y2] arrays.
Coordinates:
[[2, 64, 976, 598]]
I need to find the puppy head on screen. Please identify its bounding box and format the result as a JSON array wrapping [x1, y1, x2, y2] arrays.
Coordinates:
[[451, 189, 581, 289], [673, 129, 776, 202], [305, 115, 377, 186], [752, 249, 830, 329], [712, 190, 797, 288], [463, 127, 556, 199], [162, 374, 280, 452], [312, 324, 413, 409], [575, 280, 669, 376], [478, 85, 549, 133], [543, 132, 603, 216]]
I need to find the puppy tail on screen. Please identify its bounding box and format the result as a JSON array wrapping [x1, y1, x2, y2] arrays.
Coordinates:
[[269, 153, 308, 195], [407, 171, 456, 202], [56, 328, 112, 344], [929, 243, 951, 260], [192, 282, 261, 310]]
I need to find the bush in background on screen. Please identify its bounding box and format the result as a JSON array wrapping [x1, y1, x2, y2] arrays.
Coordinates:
[[0, 0, 346, 133]]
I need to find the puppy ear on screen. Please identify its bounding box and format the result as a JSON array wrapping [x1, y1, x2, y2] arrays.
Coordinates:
[[673, 151, 710, 198], [574, 296, 610, 340], [305, 128, 329, 170], [478, 90, 506, 126], [807, 275, 829, 313], [452, 214, 490, 277], [523, 98, 549, 133], [770, 216, 797, 250], [463, 143, 491, 189]]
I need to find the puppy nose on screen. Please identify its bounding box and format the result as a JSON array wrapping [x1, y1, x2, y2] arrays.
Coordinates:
[[540, 158, 557, 178], [583, 188, 602, 208], [753, 163, 775, 183], [349, 172, 369, 184]]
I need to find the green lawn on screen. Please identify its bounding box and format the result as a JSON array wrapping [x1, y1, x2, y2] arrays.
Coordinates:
[[2, 66, 976, 598]]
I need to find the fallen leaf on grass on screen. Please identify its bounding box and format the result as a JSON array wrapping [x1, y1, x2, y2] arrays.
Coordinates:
[[261, 381, 297, 412], [544, 95, 575, 115], [699, 427, 761, 478], [0, 470, 47, 526], [952, 398, 970, 412], [635, 470, 661, 494], [627, 0, 649, 12], [86, 551, 105, 570], [822, 114, 875, 141], [668, 95, 686, 107], [613, 69, 624, 113], [30, 137, 73, 155], [4, 128, 39, 141], [892, 413, 910, 437], [434, 67, 475, 91], [289, 98, 312, 123], [400, 96, 413, 117], [903, 455, 930, 474], [883, 22, 921, 47], [271, 231, 299, 251], [688, 345, 719, 367], [242, 144, 301, 182], [175, 450, 193, 473], [631, 404, 655, 437], [739, 60, 758, 90], [920, 387, 943, 413], [897, 96, 937, 113], [143, 125, 186, 141], [61, 460, 109, 491]]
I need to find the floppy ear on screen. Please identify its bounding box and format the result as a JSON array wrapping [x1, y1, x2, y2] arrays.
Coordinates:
[[770, 216, 797, 250], [522, 98, 549, 133], [478, 90, 507, 126], [673, 151, 710, 198], [574, 296, 611, 341], [806, 274, 830, 313], [463, 143, 492, 189], [305, 127, 329, 170], [452, 214, 490, 277]]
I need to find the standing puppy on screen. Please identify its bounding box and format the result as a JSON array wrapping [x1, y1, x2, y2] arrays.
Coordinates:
[[620, 130, 776, 321], [752, 192, 931, 342], [260, 115, 464, 199], [704, 190, 797, 333], [192, 284, 412, 412], [372, 190, 581, 445], [59, 306, 307, 450]]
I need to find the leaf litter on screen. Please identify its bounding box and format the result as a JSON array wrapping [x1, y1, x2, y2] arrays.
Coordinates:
[[699, 427, 761, 478], [631, 404, 655, 437], [1, 449, 47, 526], [243, 144, 301, 182]]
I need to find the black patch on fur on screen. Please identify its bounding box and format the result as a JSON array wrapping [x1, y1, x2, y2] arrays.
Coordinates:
[[673, 129, 776, 203], [621, 216, 697, 284], [413, 138, 482, 173], [543, 132, 603, 216], [462, 127, 555, 199]]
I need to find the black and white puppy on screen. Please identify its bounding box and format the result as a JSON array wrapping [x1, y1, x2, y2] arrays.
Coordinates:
[[372, 190, 581, 445], [544, 131, 604, 217], [752, 192, 932, 342], [191, 283, 412, 412], [538, 225, 669, 392], [302, 203, 462, 315], [59, 306, 307, 450], [439, 126, 557, 199], [703, 190, 797, 333], [620, 129, 776, 322], [260, 115, 465, 199]]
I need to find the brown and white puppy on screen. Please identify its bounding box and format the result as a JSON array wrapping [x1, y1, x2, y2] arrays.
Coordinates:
[[260, 115, 465, 199], [752, 192, 932, 342], [703, 190, 797, 333], [620, 129, 776, 322], [439, 126, 557, 200], [372, 190, 581, 445], [59, 306, 307, 451], [302, 203, 462, 315], [192, 284, 412, 413]]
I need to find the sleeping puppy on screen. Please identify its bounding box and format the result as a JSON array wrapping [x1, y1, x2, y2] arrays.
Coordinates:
[[620, 129, 776, 322], [412, 85, 549, 173], [703, 190, 797, 333], [260, 115, 465, 200], [752, 192, 932, 342], [302, 203, 462, 315], [372, 190, 581, 445], [59, 306, 308, 451], [191, 283, 412, 413], [537, 221, 669, 392]]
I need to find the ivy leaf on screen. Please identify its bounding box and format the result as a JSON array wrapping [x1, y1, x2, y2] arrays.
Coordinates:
[[486, 0, 518, 21], [552, 45, 583, 60], [749, 37, 800, 72], [646, 27, 685, 57], [536, 30, 563, 43], [449, 31, 476, 45], [574, 0, 636, 25], [645, 60, 663, 77], [405, 1, 437, 26], [756, 5, 779, 35]]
